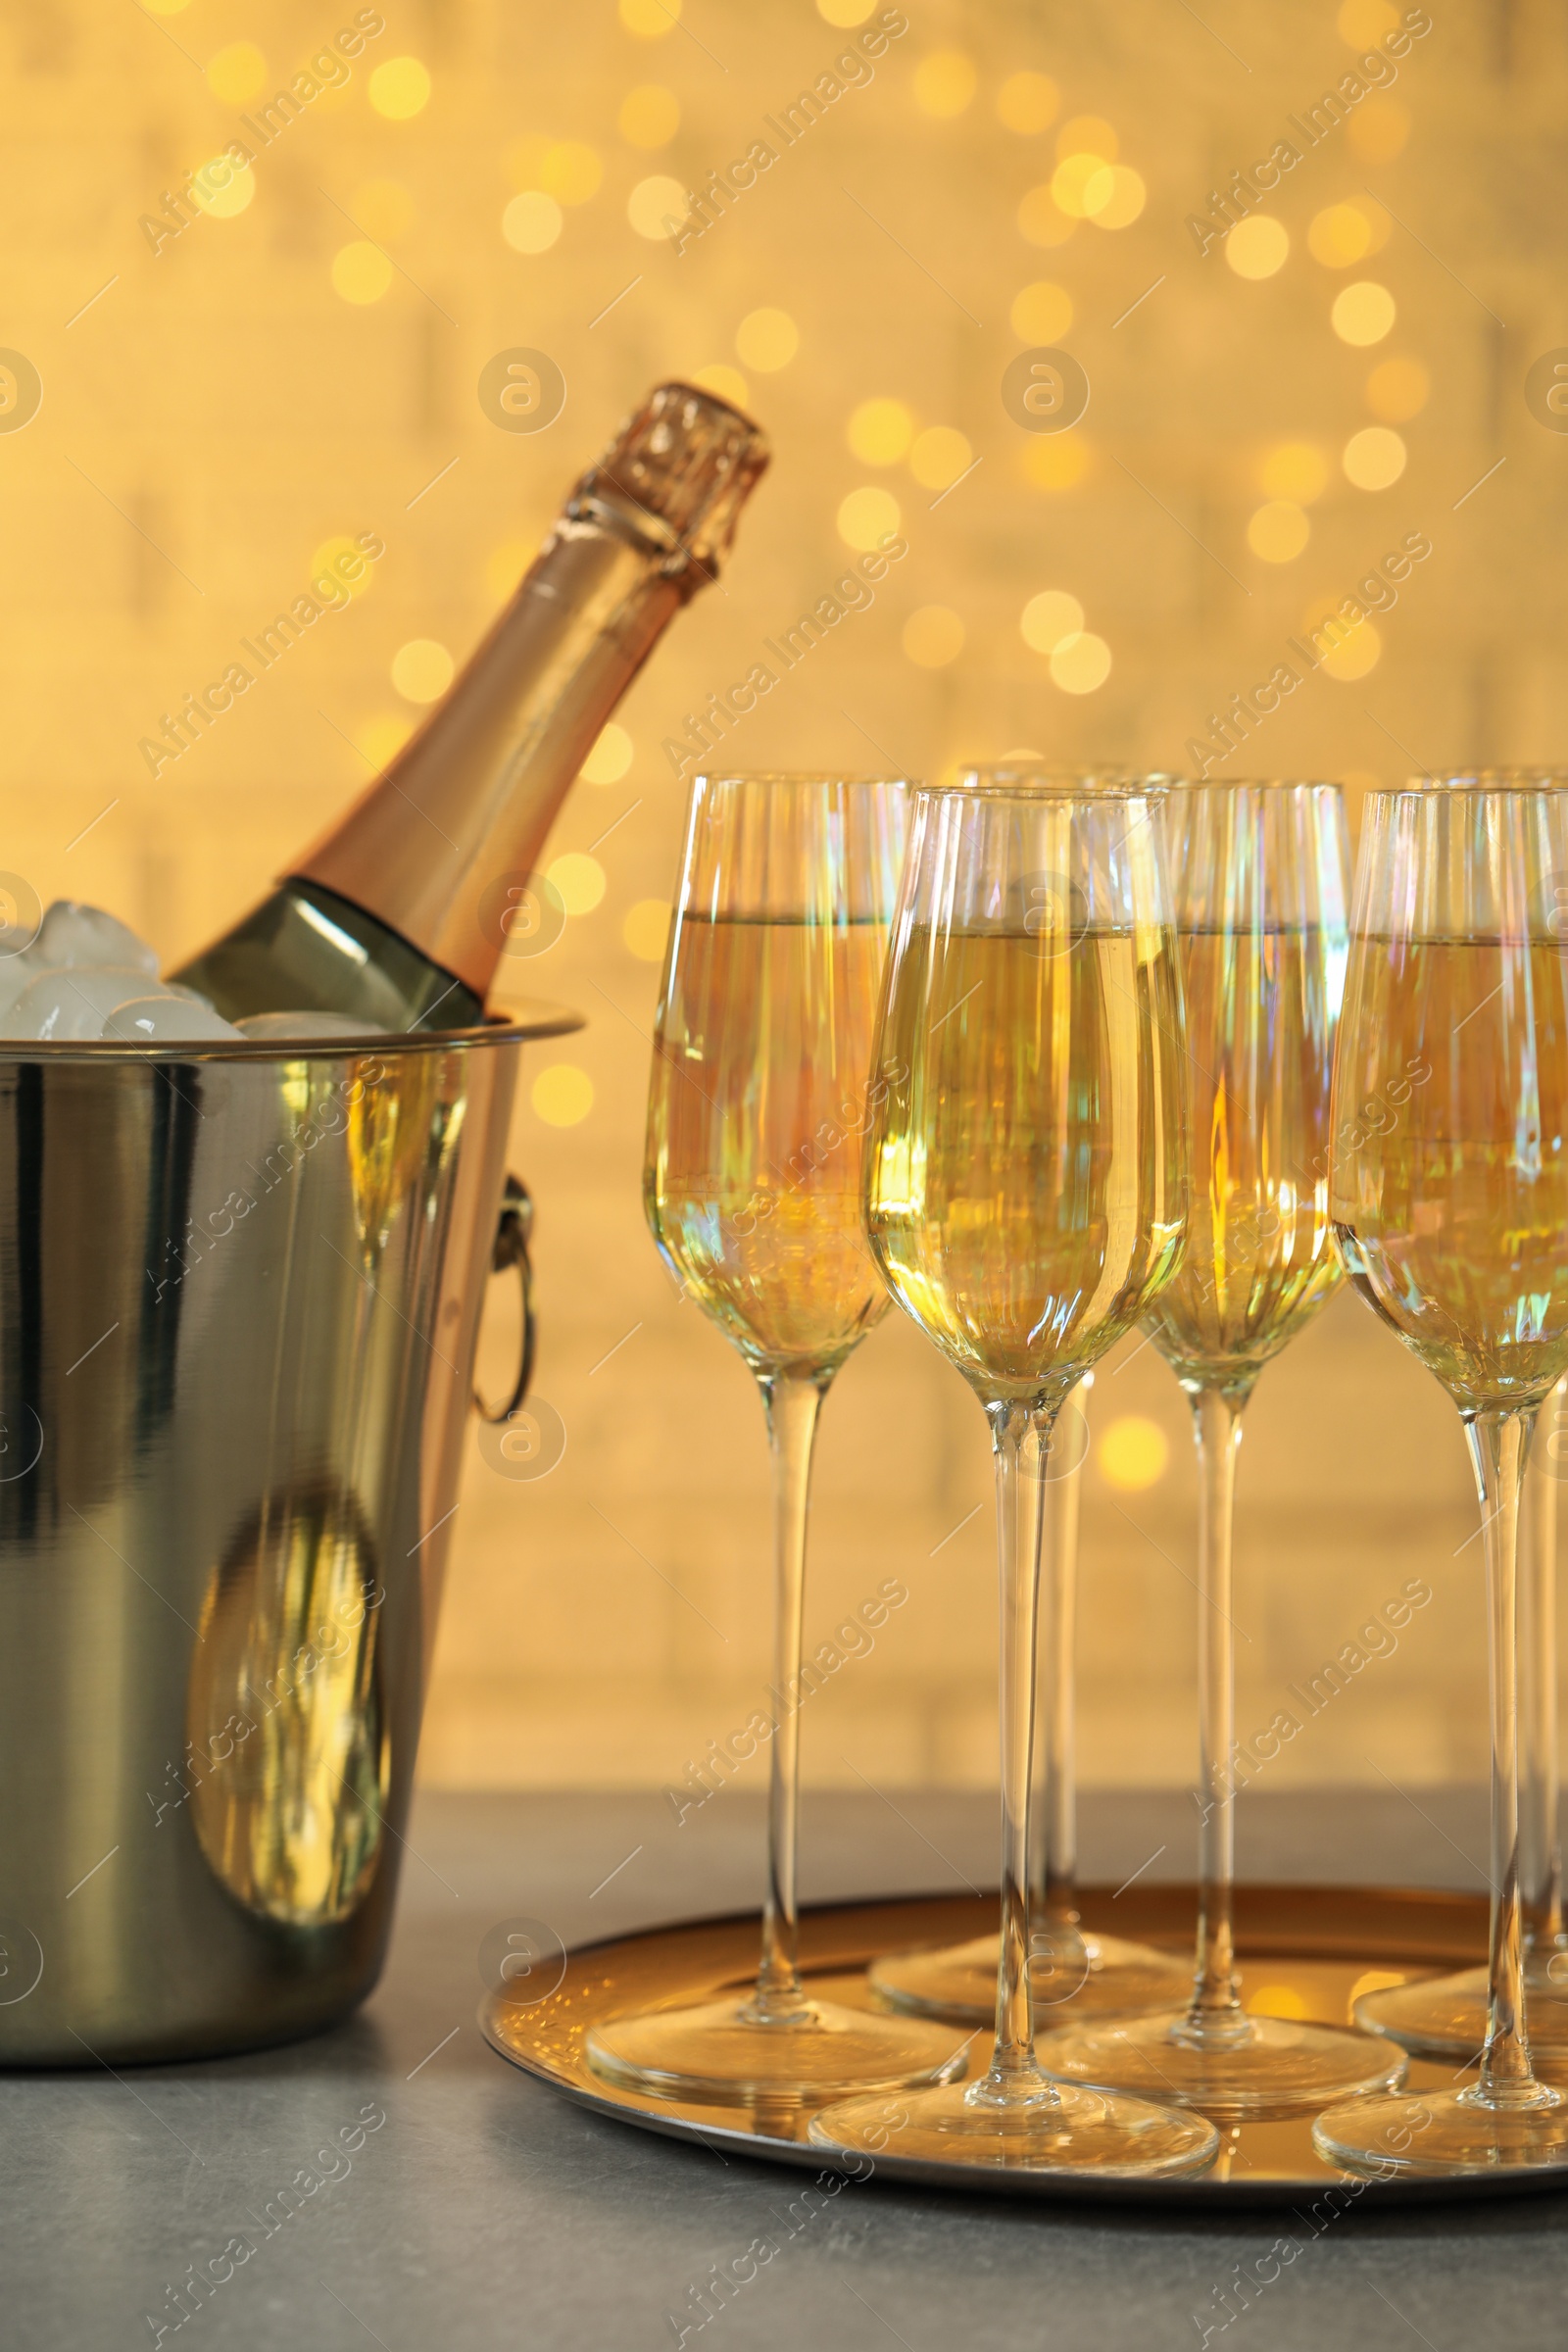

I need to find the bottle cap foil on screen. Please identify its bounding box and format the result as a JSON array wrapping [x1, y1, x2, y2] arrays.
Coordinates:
[[571, 381, 770, 580]]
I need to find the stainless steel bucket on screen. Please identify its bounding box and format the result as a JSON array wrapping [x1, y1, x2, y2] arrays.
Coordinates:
[[0, 1004, 576, 2064]]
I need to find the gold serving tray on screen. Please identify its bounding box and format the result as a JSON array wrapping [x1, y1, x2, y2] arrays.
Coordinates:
[[476, 1882, 1568, 2205]]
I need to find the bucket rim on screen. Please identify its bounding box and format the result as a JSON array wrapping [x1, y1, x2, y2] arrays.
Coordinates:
[[0, 1000, 583, 1065]]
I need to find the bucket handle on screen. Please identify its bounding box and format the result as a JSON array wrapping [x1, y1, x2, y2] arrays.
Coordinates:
[[475, 1173, 535, 1424]]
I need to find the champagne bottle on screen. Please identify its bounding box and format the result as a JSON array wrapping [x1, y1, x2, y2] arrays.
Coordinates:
[[173, 383, 769, 1028]]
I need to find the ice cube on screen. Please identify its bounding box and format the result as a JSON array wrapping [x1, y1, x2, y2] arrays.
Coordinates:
[[1, 967, 184, 1040], [0, 945, 37, 1024], [103, 995, 244, 1043], [234, 1011, 390, 1040], [33, 902, 160, 975]]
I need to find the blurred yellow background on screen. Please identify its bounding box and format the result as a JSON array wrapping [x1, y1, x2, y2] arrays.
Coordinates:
[[2, 0, 1551, 1799]]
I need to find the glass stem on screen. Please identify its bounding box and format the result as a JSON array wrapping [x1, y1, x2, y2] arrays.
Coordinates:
[[1177, 1384, 1251, 2049], [974, 1398, 1058, 2105], [1035, 1383, 1087, 1945], [748, 1366, 827, 2023], [1522, 1390, 1564, 1968], [1464, 1407, 1553, 2108]]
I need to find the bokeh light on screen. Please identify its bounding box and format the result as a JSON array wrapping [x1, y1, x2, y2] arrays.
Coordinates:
[[1017, 184, 1075, 247], [735, 308, 798, 371], [628, 174, 686, 238], [617, 85, 680, 146], [1332, 280, 1396, 344], [546, 853, 607, 916], [1319, 620, 1382, 681], [502, 192, 564, 254], [837, 486, 902, 550], [1023, 436, 1091, 491], [1009, 280, 1072, 341], [691, 364, 749, 409], [1343, 425, 1407, 488], [1248, 500, 1311, 563], [1057, 115, 1117, 162], [1052, 152, 1105, 219], [1308, 202, 1374, 268], [1337, 0, 1399, 38], [1260, 442, 1330, 502], [902, 606, 965, 666], [1366, 355, 1430, 420], [312, 537, 377, 600], [1051, 631, 1111, 693], [623, 900, 671, 959], [996, 72, 1058, 133], [1227, 217, 1289, 278], [913, 51, 977, 118], [485, 541, 532, 604], [1099, 1416, 1169, 1491], [532, 1064, 594, 1126], [1347, 97, 1410, 163], [1306, 196, 1392, 266], [540, 142, 603, 205], [848, 399, 915, 466], [1248, 1984, 1315, 2021], [581, 723, 635, 784], [356, 715, 412, 768], [1085, 165, 1147, 228], [368, 57, 431, 121], [909, 426, 971, 490], [1307, 595, 1383, 680], [1020, 590, 1084, 654], [817, 0, 876, 21], [391, 640, 455, 704], [331, 242, 392, 304], [619, 0, 680, 34], [205, 42, 267, 105], [191, 158, 255, 220]]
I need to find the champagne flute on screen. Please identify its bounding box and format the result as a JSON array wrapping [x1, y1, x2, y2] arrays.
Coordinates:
[[1038, 780, 1400, 2118], [1315, 775, 1568, 2174], [585, 771, 967, 2106], [810, 767, 1217, 2175], [867, 1371, 1191, 2024]]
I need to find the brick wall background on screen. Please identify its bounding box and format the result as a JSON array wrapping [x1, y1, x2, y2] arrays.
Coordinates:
[[1, 0, 1553, 1802]]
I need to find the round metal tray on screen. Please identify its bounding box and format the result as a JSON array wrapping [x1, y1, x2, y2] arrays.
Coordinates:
[[478, 1882, 1568, 2206]]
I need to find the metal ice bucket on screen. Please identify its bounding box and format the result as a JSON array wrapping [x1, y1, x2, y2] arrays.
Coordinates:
[[0, 1004, 576, 2064]]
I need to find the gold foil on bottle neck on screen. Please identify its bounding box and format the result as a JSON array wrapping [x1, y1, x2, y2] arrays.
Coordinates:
[[573, 380, 770, 580]]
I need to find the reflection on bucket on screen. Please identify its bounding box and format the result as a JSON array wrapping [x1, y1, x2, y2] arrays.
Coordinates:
[[345, 1051, 448, 1269], [188, 1483, 388, 1928]]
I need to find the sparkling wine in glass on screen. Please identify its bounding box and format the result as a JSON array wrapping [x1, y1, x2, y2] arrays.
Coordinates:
[[585, 771, 967, 2106], [1038, 779, 1400, 2120], [1314, 775, 1568, 2176], [810, 768, 1217, 2177]]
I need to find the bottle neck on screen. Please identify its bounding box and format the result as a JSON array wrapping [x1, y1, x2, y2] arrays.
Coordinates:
[[292, 514, 686, 1001]]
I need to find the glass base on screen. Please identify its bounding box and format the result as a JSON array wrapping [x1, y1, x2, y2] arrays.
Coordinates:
[[870, 1928, 1191, 2026], [808, 2072, 1218, 2176], [1313, 2082, 1568, 2178], [1356, 1964, 1568, 2067], [1035, 2006, 1403, 2122], [584, 1991, 971, 2106]]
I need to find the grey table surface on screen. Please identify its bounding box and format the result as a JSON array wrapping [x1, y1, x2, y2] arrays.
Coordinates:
[[6, 1783, 1566, 2351]]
